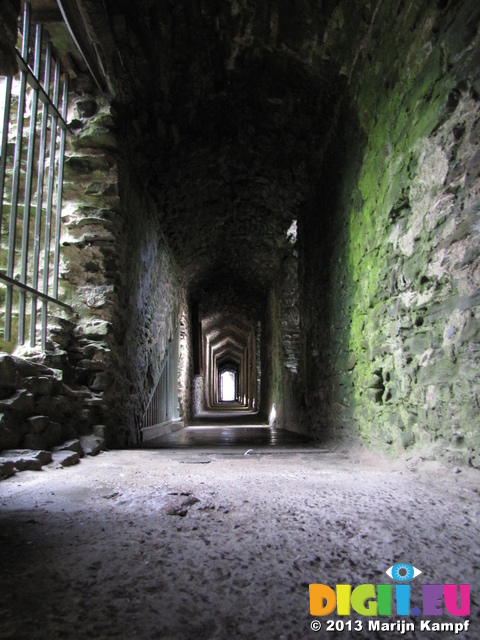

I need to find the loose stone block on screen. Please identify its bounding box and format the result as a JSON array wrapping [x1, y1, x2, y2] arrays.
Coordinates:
[[11, 456, 42, 471], [53, 439, 85, 458], [0, 459, 15, 479], [80, 434, 105, 456], [0, 355, 22, 389], [52, 451, 80, 467]]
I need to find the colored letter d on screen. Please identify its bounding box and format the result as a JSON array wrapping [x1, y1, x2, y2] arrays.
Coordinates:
[[309, 584, 337, 616]]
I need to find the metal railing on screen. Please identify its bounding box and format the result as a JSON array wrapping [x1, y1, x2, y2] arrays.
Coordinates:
[[142, 326, 180, 435], [0, 3, 71, 349]]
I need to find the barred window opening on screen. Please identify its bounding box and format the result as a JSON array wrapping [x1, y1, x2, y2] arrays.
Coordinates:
[[0, 2, 71, 352]]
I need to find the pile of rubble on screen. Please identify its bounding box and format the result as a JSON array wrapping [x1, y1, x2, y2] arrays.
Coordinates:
[[0, 434, 105, 479]]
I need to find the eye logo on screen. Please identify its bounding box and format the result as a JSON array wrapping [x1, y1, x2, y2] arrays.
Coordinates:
[[310, 562, 470, 618], [386, 563, 422, 582]]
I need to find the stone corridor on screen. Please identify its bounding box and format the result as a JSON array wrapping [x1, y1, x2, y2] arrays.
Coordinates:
[[0, 0, 480, 638], [1, 0, 479, 461]]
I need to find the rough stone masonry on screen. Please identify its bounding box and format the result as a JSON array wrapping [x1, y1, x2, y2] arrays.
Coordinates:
[[0, 0, 479, 469]]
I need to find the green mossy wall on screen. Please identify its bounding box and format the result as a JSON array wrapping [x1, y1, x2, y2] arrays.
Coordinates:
[[302, 0, 480, 465]]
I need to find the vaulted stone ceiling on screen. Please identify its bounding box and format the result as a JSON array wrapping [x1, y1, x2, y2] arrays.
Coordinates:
[[71, 0, 373, 299]]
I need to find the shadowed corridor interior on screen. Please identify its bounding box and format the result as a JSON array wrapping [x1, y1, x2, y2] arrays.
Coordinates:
[[0, 0, 479, 638], [141, 406, 312, 449]]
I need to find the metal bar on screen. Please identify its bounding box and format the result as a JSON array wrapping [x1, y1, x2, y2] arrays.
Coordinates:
[[4, 2, 31, 342], [30, 42, 52, 347], [0, 273, 71, 310], [18, 24, 43, 345], [174, 326, 179, 418], [142, 324, 182, 429], [20, 3, 30, 60], [41, 58, 60, 349], [52, 74, 68, 299], [15, 53, 71, 133], [143, 355, 169, 425], [165, 353, 169, 421], [0, 76, 12, 240], [55, 0, 107, 93]]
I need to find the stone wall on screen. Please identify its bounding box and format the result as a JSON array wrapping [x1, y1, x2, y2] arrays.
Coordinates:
[[3, 0, 479, 464], [0, 77, 127, 451], [261, 239, 304, 433], [0, 0, 131, 452], [0, 354, 81, 450], [59, 91, 129, 447], [119, 158, 186, 439], [301, 0, 480, 465], [0, 80, 186, 449], [179, 307, 193, 423], [56, 73, 188, 444], [259, 290, 277, 424], [278, 229, 303, 433], [192, 374, 203, 416], [0, 0, 19, 76]]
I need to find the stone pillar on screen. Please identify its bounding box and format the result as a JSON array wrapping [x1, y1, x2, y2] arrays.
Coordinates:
[[60, 89, 128, 446]]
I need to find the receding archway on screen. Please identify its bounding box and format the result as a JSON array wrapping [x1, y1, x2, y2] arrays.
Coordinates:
[[219, 367, 237, 402]]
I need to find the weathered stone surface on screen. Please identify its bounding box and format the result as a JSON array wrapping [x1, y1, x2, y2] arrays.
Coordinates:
[[79, 434, 105, 456], [93, 425, 107, 439], [88, 372, 112, 392], [76, 359, 107, 373], [24, 376, 55, 397], [0, 458, 15, 479], [0, 390, 35, 416], [0, 413, 24, 450], [76, 286, 115, 309], [3, 0, 480, 466], [23, 433, 47, 450], [74, 98, 98, 119], [75, 320, 112, 339], [59, 384, 93, 399], [8, 454, 42, 471], [296, 0, 480, 464], [51, 451, 80, 467], [162, 494, 200, 517], [84, 398, 108, 410], [53, 439, 84, 458], [9, 356, 54, 378], [81, 343, 105, 359], [27, 416, 51, 433], [72, 125, 118, 152], [0, 355, 23, 389], [0, 0, 19, 77], [0, 388, 15, 401], [1, 449, 52, 465], [42, 422, 63, 449], [41, 351, 68, 370], [35, 396, 71, 421]]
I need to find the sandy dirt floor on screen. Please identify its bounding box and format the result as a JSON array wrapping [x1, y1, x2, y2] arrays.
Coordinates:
[[0, 446, 479, 640]]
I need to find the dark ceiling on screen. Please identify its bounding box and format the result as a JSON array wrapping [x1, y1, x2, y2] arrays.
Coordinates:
[[29, 1, 376, 309]]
